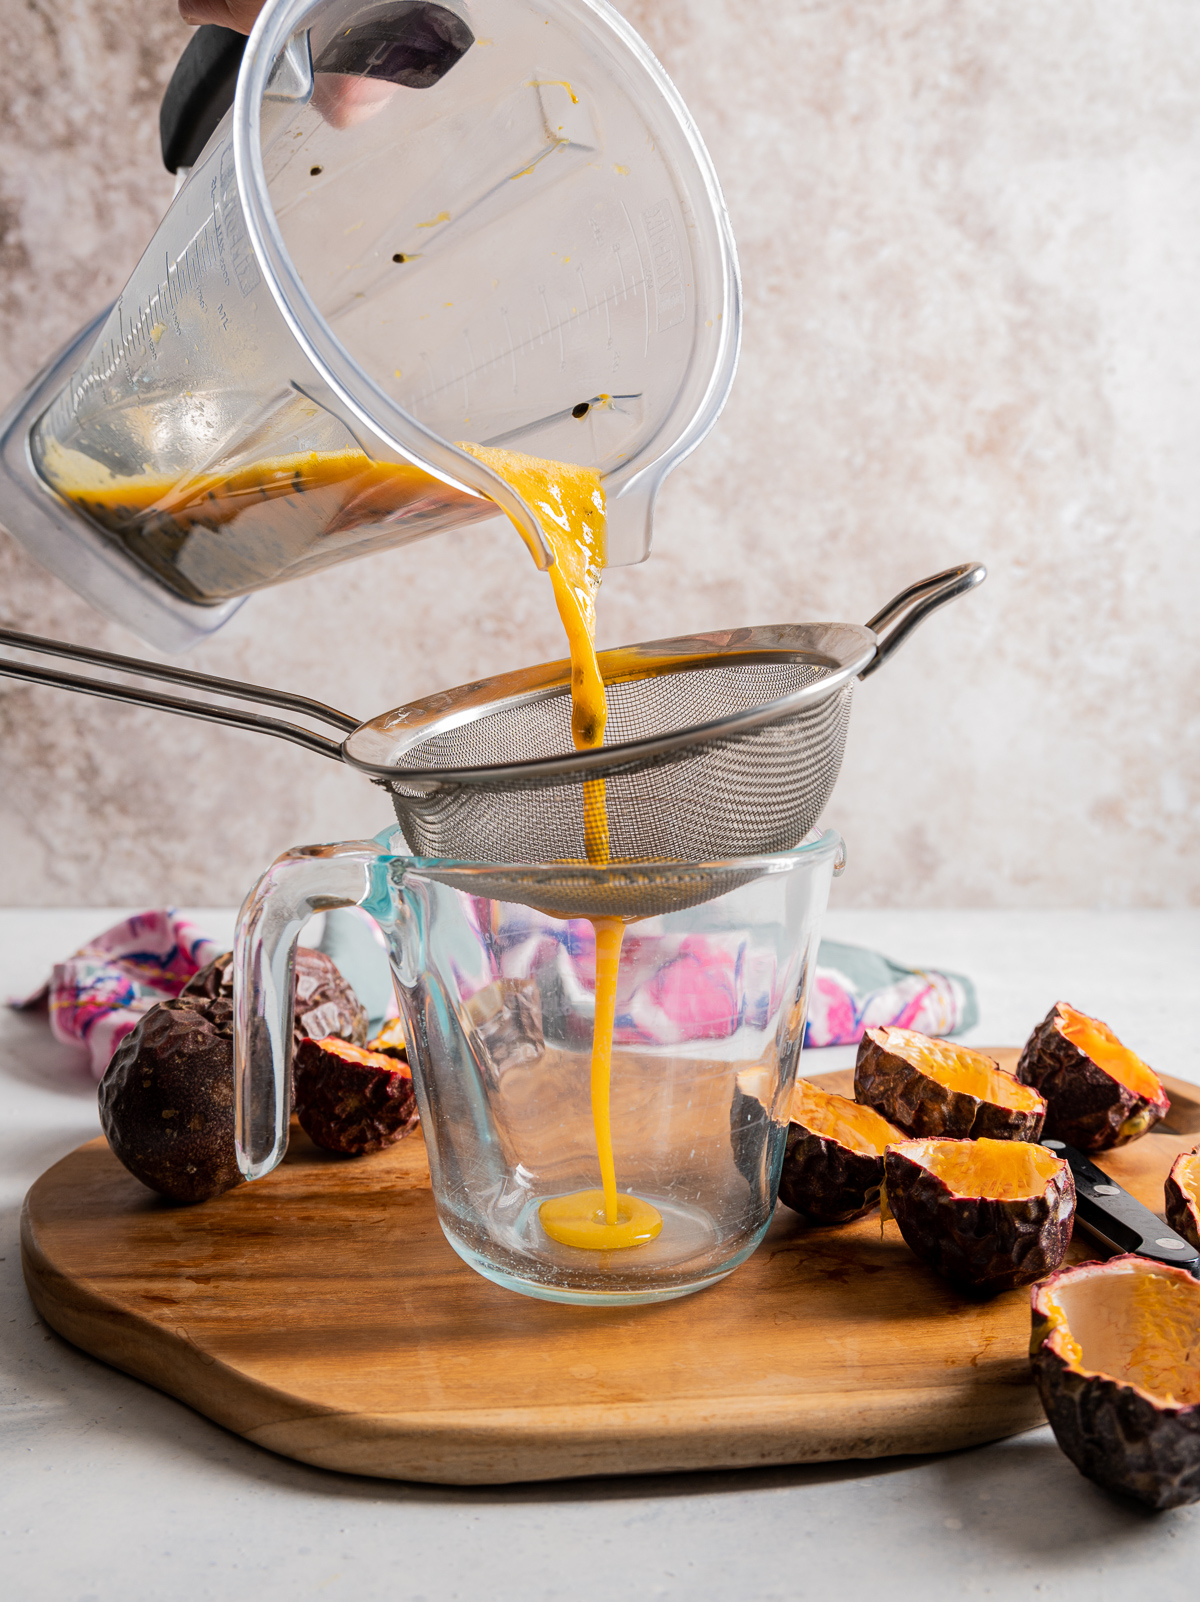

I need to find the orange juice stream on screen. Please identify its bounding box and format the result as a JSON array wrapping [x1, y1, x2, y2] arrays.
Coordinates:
[[536, 917, 661, 1248], [459, 444, 662, 1250], [52, 430, 658, 1249]]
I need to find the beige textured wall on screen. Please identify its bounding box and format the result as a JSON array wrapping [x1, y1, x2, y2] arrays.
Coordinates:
[[1, 0, 1197, 908]]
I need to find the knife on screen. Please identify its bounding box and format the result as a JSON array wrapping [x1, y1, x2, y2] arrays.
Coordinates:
[[1043, 1138, 1200, 1277]]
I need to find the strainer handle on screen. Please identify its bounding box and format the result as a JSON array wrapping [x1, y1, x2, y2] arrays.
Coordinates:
[[859, 562, 986, 678], [234, 840, 392, 1179], [0, 625, 359, 760]]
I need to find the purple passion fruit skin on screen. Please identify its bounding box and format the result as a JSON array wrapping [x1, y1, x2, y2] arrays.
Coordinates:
[[1031, 1257, 1200, 1510], [855, 1028, 1046, 1143], [293, 1036, 419, 1156], [884, 1137, 1075, 1296], [99, 996, 241, 1204], [1016, 1003, 1169, 1152], [776, 1084, 904, 1225], [778, 1125, 885, 1224], [183, 946, 369, 1050], [1164, 1152, 1200, 1254], [730, 1075, 775, 1191]]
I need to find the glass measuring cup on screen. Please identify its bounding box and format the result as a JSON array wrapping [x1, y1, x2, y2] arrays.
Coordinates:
[[234, 827, 843, 1304], [4, 0, 739, 648]]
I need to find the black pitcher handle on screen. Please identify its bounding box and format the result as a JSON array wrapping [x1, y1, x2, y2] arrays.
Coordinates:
[[160, 25, 247, 174], [160, 6, 476, 173]]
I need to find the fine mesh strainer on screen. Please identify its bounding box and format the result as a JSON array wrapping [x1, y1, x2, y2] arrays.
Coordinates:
[[0, 562, 983, 915]]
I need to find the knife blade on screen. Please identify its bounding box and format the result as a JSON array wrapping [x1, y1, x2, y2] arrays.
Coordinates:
[[1043, 1138, 1200, 1276]]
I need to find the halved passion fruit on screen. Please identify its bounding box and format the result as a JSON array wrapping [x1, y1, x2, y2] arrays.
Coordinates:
[[367, 1015, 408, 1062], [885, 1137, 1074, 1294], [1165, 1150, 1200, 1253], [1031, 1256, 1200, 1509], [856, 1026, 1046, 1141], [777, 1080, 904, 1224], [293, 1035, 420, 1155], [1016, 1002, 1169, 1151]]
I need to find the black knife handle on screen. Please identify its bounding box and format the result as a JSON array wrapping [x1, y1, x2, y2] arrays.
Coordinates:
[[1044, 1138, 1200, 1275]]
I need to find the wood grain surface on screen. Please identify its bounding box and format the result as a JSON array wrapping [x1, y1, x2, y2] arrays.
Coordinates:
[[20, 1054, 1200, 1486]]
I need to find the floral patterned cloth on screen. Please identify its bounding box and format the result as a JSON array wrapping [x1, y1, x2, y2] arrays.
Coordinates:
[[11, 910, 220, 1079], [10, 908, 977, 1082], [803, 939, 976, 1046], [454, 904, 977, 1050]]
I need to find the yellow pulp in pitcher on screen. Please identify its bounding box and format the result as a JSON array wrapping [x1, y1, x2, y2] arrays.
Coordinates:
[[41, 443, 434, 533], [457, 445, 662, 1253]]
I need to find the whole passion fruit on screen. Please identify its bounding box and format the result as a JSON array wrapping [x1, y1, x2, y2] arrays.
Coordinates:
[[884, 1136, 1074, 1295], [103, 954, 370, 1200], [1165, 1151, 1200, 1253], [182, 946, 368, 1049], [1031, 1256, 1200, 1509], [1016, 1002, 1169, 1152], [856, 1027, 1046, 1142], [777, 1080, 903, 1224], [98, 996, 241, 1203]]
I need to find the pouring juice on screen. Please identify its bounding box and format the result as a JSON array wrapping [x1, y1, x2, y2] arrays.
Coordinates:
[[456, 442, 663, 1252]]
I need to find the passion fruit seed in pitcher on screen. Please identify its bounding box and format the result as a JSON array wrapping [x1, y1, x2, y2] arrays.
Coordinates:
[[855, 1026, 1047, 1142], [777, 1080, 904, 1225], [884, 1137, 1075, 1295], [1016, 1002, 1170, 1152], [1165, 1150, 1200, 1253], [293, 1036, 420, 1156], [1031, 1256, 1200, 1509]]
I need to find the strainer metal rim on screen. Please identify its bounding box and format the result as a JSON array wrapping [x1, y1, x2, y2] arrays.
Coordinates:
[[386, 824, 846, 888], [340, 620, 876, 790]]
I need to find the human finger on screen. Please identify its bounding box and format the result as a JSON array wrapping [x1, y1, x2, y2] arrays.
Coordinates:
[[177, 0, 265, 30]]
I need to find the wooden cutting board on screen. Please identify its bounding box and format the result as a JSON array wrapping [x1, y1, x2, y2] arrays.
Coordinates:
[[20, 1054, 1200, 1486]]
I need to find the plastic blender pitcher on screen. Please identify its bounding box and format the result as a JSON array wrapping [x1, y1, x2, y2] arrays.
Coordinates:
[[234, 827, 843, 1303], [0, 0, 740, 649]]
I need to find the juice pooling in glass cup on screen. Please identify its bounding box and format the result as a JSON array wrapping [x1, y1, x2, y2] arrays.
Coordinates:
[[234, 829, 844, 1305]]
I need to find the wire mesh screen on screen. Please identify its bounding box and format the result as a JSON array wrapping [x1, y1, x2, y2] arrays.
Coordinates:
[[395, 659, 831, 771], [380, 657, 853, 884]]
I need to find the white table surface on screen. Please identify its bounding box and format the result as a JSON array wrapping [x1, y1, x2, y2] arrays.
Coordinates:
[[2, 907, 1198, 1602]]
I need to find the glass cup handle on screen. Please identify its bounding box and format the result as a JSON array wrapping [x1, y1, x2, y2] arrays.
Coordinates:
[[233, 840, 389, 1181]]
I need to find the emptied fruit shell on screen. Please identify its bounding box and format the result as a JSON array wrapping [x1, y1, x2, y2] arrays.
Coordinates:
[[778, 1080, 904, 1224], [856, 1027, 1046, 1142], [1016, 1002, 1168, 1152], [1031, 1256, 1200, 1509], [1165, 1151, 1200, 1254], [293, 1035, 419, 1155], [885, 1137, 1074, 1294], [367, 1015, 408, 1062]]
